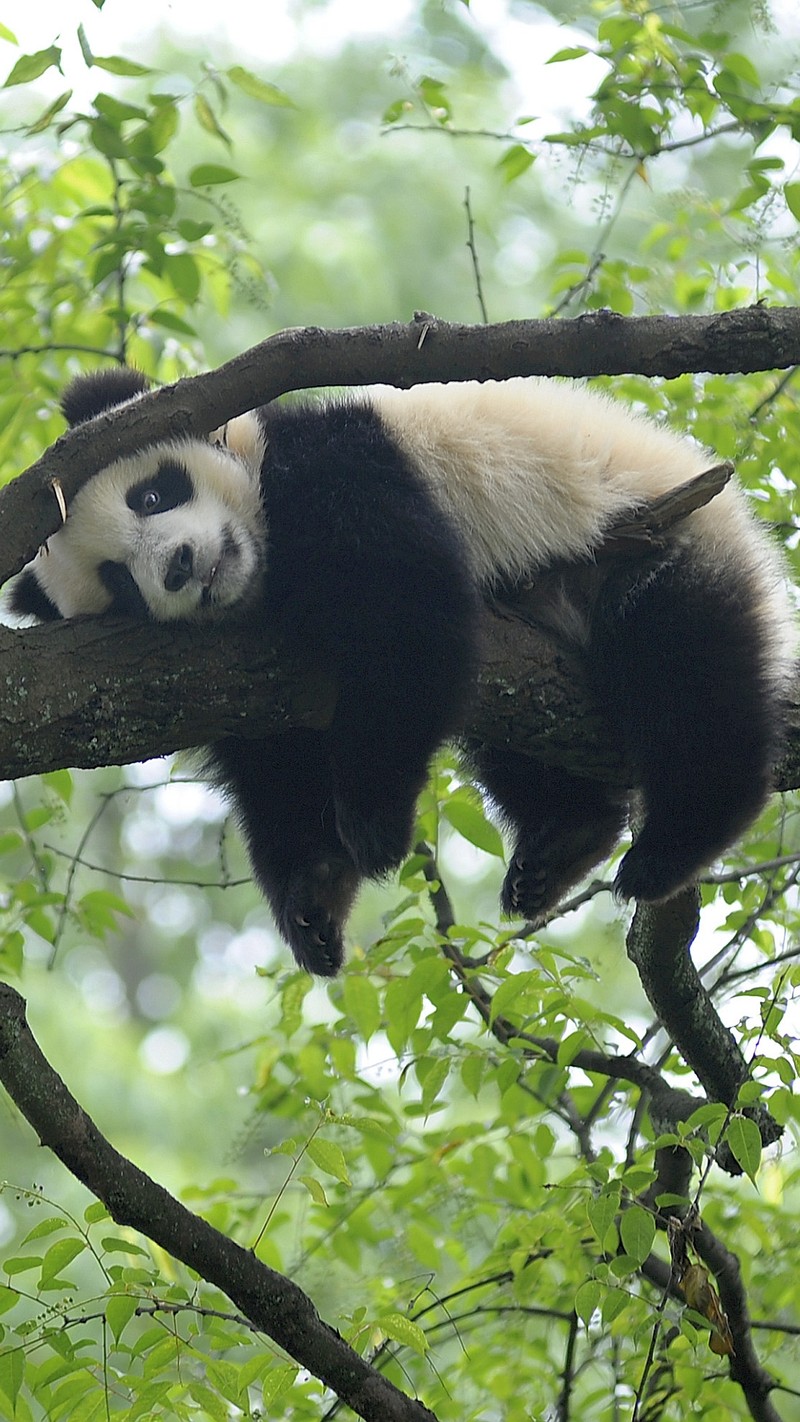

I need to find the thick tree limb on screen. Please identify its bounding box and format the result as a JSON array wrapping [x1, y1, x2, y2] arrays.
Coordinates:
[[1, 304, 799, 582], [0, 983, 438, 1422], [626, 892, 782, 1158], [693, 1222, 783, 1422], [0, 608, 797, 791]]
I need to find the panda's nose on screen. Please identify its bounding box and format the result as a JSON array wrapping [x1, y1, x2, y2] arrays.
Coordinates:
[[165, 544, 194, 592]]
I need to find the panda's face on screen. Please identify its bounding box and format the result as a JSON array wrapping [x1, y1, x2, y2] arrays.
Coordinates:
[[28, 433, 266, 623]]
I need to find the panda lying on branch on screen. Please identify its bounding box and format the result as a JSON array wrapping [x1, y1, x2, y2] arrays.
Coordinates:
[[11, 368, 794, 974]]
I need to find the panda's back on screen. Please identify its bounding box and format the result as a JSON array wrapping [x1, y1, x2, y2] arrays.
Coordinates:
[[372, 378, 724, 583]]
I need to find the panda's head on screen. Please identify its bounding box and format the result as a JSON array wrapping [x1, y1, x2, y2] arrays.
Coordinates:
[[11, 368, 267, 624]]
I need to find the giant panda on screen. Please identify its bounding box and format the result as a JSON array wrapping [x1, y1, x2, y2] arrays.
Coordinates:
[[9, 367, 795, 974]]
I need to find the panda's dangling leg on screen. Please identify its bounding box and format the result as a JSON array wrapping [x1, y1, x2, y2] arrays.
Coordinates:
[[467, 743, 628, 924], [589, 551, 781, 904], [326, 601, 478, 883], [207, 729, 359, 976]]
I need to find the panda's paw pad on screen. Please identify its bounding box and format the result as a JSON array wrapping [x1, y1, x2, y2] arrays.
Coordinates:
[[501, 851, 553, 922], [281, 858, 358, 976], [283, 901, 342, 977]]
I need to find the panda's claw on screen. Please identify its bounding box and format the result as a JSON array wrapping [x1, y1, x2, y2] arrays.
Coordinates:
[[278, 855, 361, 976], [502, 811, 627, 926]]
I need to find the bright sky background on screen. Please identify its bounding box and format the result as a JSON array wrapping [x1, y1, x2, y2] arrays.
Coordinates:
[[5, 0, 603, 122], [8, 0, 800, 136]]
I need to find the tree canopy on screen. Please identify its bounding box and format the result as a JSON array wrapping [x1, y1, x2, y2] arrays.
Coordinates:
[[0, 3, 799, 1420]]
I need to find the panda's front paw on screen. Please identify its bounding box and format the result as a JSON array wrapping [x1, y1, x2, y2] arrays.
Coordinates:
[[501, 846, 553, 925], [280, 856, 359, 976], [501, 810, 625, 926], [281, 903, 343, 977], [614, 837, 699, 905]]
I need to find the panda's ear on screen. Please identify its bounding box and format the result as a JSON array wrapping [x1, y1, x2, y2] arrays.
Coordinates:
[[8, 570, 62, 622], [61, 368, 150, 428], [209, 411, 266, 472]]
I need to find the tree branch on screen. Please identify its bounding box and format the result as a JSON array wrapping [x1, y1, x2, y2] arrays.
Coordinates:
[[0, 983, 438, 1422], [0, 607, 797, 793], [3, 304, 800, 582]]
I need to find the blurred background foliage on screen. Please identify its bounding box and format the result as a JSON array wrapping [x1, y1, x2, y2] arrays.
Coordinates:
[[1, 1, 800, 1417]]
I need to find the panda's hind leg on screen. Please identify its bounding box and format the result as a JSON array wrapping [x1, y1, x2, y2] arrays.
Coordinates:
[[468, 744, 628, 925], [207, 729, 358, 976], [590, 551, 781, 904]]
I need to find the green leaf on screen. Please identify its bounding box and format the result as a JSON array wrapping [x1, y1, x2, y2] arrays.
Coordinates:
[[342, 974, 381, 1041], [785, 182, 800, 222], [42, 769, 73, 804], [94, 93, 146, 123], [26, 90, 72, 135], [189, 164, 241, 187], [84, 1202, 109, 1225], [148, 100, 179, 154], [188, 1382, 229, 1422], [416, 1056, 449, 1113], [601, 1288, 629, 1324], [575, 1279, 601, 1328], [164, 252, 201, 302], [195, 93, 231, 147], [374, 1313, 428, 1354], [335, 1112, 392, 1140], [725, 1115, 762, 1183], [106, 1292, 138, 1342], [100, 1236, 149, 1256], [279, 973, 312, 1038], [299, 1174, 328, 1206], [557, 1030, 590, 1067], [20, 1216, 68, 1246], [461, 1054, 485, 1098], [497, 143, 535, 183], [489, 969, 539, 1025], [419, 75, 451, 123], [680, 1102, 728, 1138], [306, 1138, 350, 1185], [384, 975, 423, 1055], [721, 51, 760, 88], [92, 55, 153, 76], [227, 66, 296, 107], [588, 1187, 619, 1247], [547, 46, 591, 63], [442, 793, 504, 856], [261, 1363, 299, 1404], [39, 1237, 86, 1287], [4, 46, 62, 87], [176, 218, 213, 242], [77, 24, 93, 67], [0, 1345, 23, 1412], [3, 1256, 41, 1276], [619, 1205, 656, 1265], [90, 117, 130, 160]]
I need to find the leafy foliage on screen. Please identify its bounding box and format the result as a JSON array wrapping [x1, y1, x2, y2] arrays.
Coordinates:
[[0, 3, 800, 1419]]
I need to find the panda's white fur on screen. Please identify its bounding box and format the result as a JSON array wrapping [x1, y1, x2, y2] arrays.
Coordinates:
[[216, 377, 793, 661], [11, 368, 794, 974]]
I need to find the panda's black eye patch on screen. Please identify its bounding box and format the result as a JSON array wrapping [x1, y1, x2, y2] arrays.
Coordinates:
[[126, 460, 193, 516], [99, 561, 150, 618]]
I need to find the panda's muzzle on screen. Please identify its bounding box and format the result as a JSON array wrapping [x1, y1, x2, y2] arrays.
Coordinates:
[[163, 526, 247, 611], [165, 543, 194, 593]]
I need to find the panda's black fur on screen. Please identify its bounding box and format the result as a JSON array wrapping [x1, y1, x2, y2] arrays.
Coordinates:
[[10, 367, 794, 973]]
